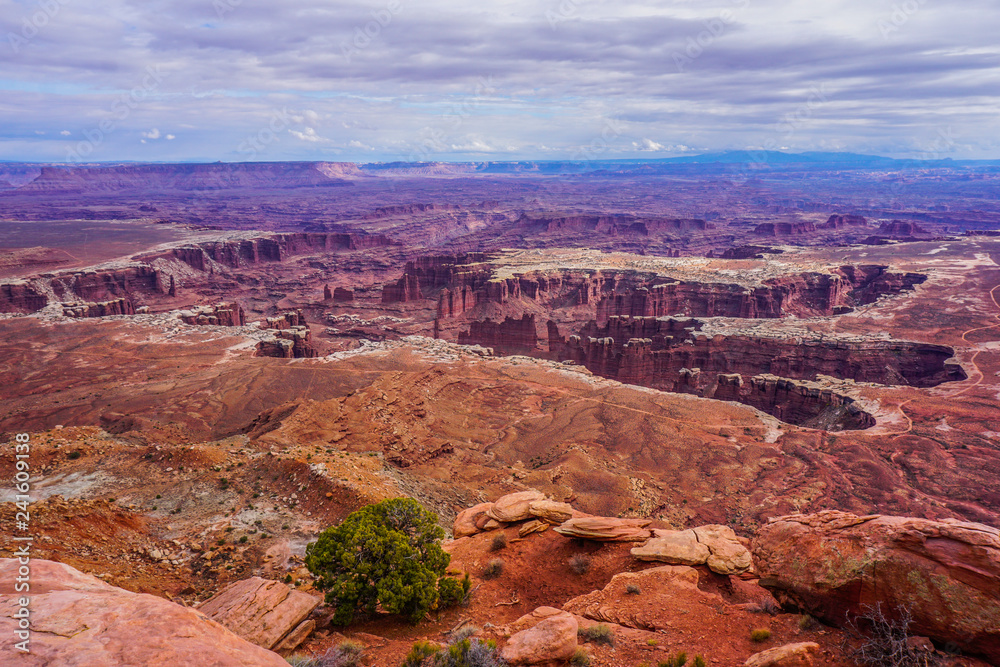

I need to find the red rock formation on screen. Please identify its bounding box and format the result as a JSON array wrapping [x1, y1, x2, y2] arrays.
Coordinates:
[[820, 214, 868, 229], [158, 233, 394, 271], [323, 284, 333, 300], [712, 245, 784, 260], [0, 282, 48, 313], [332, 287, 353, 302], [50, 266, 168, 303], [63, 298, 136, 318], [458, 314, 539, 353], [180, 302, 246, 327], [753, 221, 816, 236], [516, 213, 712, 235], [878, 220, 929, 237], [753, 511, 1000, 662]]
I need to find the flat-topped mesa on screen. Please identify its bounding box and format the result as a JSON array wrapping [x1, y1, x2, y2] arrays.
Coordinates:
[[50, 265, 169, 304], [820, 214, 868, 230], [256, 310, 315, 358], [383, 252, 926, 321], [62, 298, 135, 318], [878, 220, 930, 237], [754, 221, 817, 236], [179, 302, 246, 327], [566, 316, 965, 389], [516, 212, 713, 235], [155, 232, 395, 271]]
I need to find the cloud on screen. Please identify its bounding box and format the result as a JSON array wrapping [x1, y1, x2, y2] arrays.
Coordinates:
[[0, 0, 998, 160]]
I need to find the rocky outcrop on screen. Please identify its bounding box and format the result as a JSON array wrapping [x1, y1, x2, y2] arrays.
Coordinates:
[[62, 298, 136, 318], [0, 281, 48, 313], [501, 608, 578, 665], [333, 287, 354, 302], [712, 245, 784, 260], [50, 265, 169, 303], [554, 517, 652, 542], [516, 213, 712, 236], [878, 220, 930, 237], [744, 643, 820, 667], [820, 214, 867, 230], [255, 326, 316, 359], [458, 315, 539, 353], [180, 302, 246, 327], [630, 525, 753, 574], [0, 559, 288, 667], [162, 233, 394, 271], [197, 577, 320, 651], [454, 502, 496, 537], [753, 511, 1000, 662], [487, 490, 547, 523], [754, 221, 816, 236]]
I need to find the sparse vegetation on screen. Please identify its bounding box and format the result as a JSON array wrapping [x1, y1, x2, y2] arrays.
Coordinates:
[[402, 636, 504, 667], [750, 628, 772, 643], [569, 552, 592, 575], [799, 614, 820, 631], [658, 651, 687, 667], [481, 558, 504, 580], [286, 640, 364, 667], [569, 647, 591, 667], [625, 583, 642, 595], [693, 657, 707, 667], [646, 638, 658, 647], [579, 624, 614, 646], [66, 450, 82, 460], [489, 533, 507, 552], [305, 498, 470, 625], [844, 603, 935, 667]]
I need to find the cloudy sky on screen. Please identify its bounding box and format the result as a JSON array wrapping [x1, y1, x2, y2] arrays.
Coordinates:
[[2, 0, 999, 162]]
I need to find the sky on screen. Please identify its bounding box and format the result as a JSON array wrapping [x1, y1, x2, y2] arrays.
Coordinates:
[[1, 0, 999, 163]]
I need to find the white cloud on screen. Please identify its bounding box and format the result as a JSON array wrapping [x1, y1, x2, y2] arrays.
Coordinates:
[[166, 134, 176, 140], [60, 130, 71, 136], [141, 128, 161, 140]]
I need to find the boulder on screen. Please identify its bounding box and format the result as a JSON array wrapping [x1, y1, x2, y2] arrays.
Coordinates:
[[753, 511, 1000, 661], [501, 609, 578, 665], [554, 517, 652, 542], [488, 490, 547, 523], [455, 502, 494, 537], [198, 576, 320, 650], [693, 524, 753, 574], [630, 529, 710, 565], [744, 642, 820, 667], [528, 500, 574, 525], [519, 519, 550, 538], [0, 559, 288, 667]]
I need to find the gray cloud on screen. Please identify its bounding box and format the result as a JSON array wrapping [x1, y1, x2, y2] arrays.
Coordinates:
[[1, 0, 998, 161]]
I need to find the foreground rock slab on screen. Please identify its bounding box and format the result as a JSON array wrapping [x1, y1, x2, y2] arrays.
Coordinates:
[[744, 642, 820, 667], [488, 490, 547, 523], [501, 607, 578, 665], [0, 559, 288, 667], [554, 516, 652, 542], [198, 576, 320, 651], [753, 511, 1000, 661]]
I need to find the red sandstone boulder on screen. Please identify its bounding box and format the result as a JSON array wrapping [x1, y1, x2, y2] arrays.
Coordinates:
[[487, 490, 547, 523], [753, 511, 1000, 662], [744, 642, 820, 667], [554, 516, 652, 542], [0, 559, 288, 666], [454, 502, 495, 537], [501, 608, 578, 664]]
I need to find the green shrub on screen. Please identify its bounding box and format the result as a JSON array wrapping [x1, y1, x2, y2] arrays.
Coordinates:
[[579, 624, 614, 646], [305, 498, 465, 625], [403, 637, 504, 667], [693, 657, 707, 667], [750, 628, 772, 643], [569, 647, 591, 667], [626, 583, 642, 595], [482, 559, 504, 580], [658, 651, 687, 667]]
